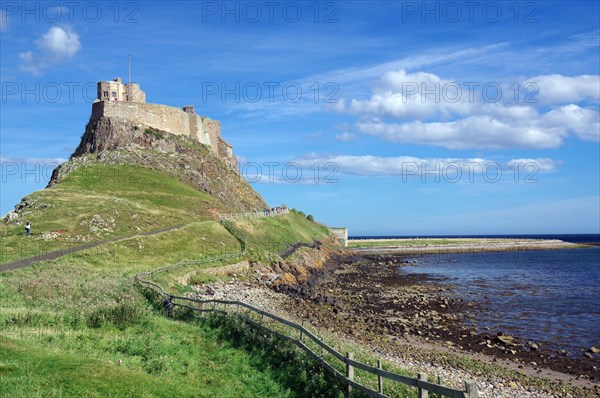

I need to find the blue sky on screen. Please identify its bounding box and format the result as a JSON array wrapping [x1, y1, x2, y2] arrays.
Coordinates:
[[1, 1, 599, 235]]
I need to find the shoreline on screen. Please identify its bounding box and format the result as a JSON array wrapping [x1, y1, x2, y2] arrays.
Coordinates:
[[184, 252, 600, 398]]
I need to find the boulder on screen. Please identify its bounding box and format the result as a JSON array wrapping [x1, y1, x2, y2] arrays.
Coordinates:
[[4, 211, 19, 223], [528, 342, 539, 351], [496, 334, 517, 346]]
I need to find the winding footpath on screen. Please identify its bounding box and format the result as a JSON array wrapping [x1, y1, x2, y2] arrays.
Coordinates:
[[0, 209, 289, 273], [0, 225, 185, 273]]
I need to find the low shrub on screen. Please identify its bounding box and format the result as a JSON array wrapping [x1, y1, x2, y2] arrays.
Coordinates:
[[144, 128, 164, 140], [188, 273, 219, 285], [86, 297, 148, 330]]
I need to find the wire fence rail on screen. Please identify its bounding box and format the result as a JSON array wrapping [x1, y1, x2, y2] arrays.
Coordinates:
[[134, 212, 479, 398]]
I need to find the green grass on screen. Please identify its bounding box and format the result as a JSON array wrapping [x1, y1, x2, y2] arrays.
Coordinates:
[[144, 128, 165, 140], [0, 163, 347, 397], [0, 320, 295, 398], [188, 272, 221, 285], [232, 211, 330, 262], [0, 223, 335, 397], [1, 337, 199, 398], [1, 165, 227, 264]]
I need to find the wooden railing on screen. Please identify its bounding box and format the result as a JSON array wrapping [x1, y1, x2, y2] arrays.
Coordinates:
[[134, 211, 479, 398]]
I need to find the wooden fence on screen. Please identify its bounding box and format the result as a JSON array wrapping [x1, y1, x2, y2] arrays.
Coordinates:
[[134, 213, 479, 398], [219, 208, 289, 221]]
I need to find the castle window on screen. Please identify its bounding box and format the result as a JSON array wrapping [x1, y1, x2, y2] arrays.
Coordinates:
[[111, 91, 117, 98], [103, 91, 109, 98]]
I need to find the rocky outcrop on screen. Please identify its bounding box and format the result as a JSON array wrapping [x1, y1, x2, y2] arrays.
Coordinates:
[[49, 117, 267, 212], [73, 116, 204, 159], [3, 196, 52, 224]]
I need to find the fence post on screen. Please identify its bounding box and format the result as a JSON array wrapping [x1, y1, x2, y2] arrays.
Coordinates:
[[346, 352, 354, 395], [299, 320, 304, 341], [377, 359, 383, 394], [465, 381, 479, 398], [418, 373, 428, 398]]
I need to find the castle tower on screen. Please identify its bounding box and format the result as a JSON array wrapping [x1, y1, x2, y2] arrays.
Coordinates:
[[97, 77, 146, 103]]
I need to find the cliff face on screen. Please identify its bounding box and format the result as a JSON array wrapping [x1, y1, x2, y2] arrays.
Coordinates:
[[73, 116, 144, 156], [52, 115, 267, 212]]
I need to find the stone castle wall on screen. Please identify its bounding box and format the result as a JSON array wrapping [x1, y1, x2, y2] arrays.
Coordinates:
[[91, 101, 235, 167], [92, 101, 193, 142], [198, 116, 221, 151]]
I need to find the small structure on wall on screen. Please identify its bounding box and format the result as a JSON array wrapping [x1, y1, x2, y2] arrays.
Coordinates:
[[97, 77, 146, 103], [330, 227, 348, 247]]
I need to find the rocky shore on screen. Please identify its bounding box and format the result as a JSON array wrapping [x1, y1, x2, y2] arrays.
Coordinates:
[[186, 249, 600, 398]]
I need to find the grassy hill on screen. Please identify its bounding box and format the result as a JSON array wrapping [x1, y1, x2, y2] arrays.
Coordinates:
[[1, 162, 236, 263], [0, 160, 335, 397]]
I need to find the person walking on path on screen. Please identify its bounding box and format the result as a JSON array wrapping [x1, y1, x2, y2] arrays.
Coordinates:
[[25, 222, 31, 237]]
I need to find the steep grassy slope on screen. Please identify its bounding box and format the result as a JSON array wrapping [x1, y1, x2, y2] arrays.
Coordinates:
[[1, 165, 229, 264], [0, 161, 337, 397], [235, 210, 331, 262], [57, 128, 267, 211]]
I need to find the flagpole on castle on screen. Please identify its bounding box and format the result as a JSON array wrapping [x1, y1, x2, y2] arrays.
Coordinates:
[[128, 54, 131, 85]]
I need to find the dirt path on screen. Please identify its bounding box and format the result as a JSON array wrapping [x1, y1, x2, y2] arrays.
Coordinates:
[[0, 224, 185, 273]]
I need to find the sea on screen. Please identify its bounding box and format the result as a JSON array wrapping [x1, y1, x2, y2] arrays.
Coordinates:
[[351, 234, 600, 355]]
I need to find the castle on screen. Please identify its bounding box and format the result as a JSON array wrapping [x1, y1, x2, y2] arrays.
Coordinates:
[[92, 78, 237, 168]]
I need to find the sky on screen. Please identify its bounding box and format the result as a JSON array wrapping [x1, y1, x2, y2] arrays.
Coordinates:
[[0, 0, 599, 236]]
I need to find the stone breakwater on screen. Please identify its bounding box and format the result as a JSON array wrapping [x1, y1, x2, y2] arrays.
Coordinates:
[[185, 248, 599, 398], [350, 238, 581, 255]]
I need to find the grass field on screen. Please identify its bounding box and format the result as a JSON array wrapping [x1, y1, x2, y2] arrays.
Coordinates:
[[1, 165, 229, 264], [0, 164, 344, 397]]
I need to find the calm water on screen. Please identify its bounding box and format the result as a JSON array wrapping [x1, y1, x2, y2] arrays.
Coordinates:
[[400, 246, 600, 354]]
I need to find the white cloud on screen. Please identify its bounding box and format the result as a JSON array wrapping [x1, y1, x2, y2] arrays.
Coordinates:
[[533, 74, 600, 104], [37, 26, 81, 57], [19, 27, 81, 75], [295, 154, 560, 178], [506, 158, 562, 173], [337, 69, 600, 149], [222, 43, 511, 121], [542, 105, 600, 142], [356, 117, 567, 149], [335, 132, 358, 142], [237, 159, 331, 185], [347, 69, 474, 120]]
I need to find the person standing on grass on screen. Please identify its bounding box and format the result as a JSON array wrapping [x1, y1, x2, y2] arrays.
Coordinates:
[[25, 222, 31, 237]]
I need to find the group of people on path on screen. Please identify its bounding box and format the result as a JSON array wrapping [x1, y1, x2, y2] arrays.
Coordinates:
[[263, 205, 287, 216]]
